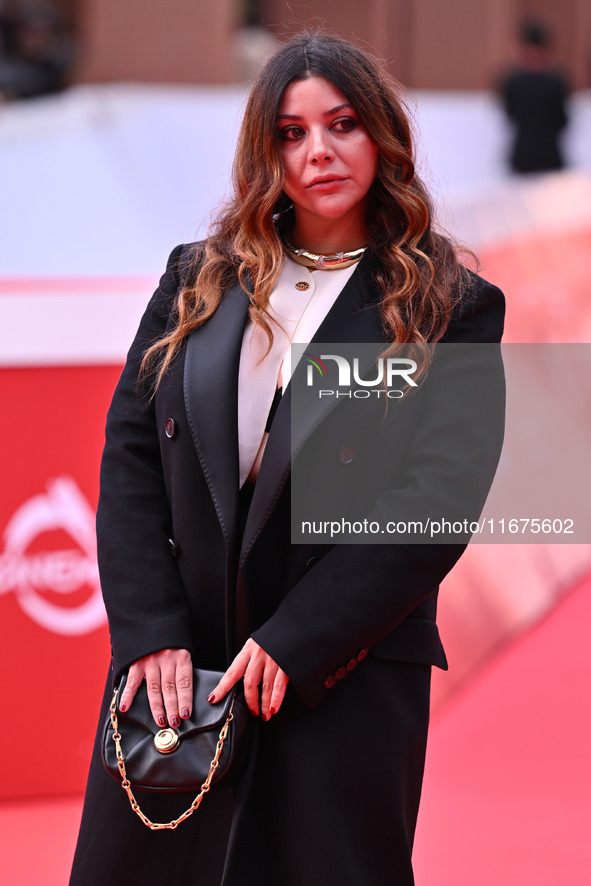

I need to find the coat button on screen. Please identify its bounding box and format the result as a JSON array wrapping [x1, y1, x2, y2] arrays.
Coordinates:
[[338, 444, 356, 464], [168, 538, 178, 557], [165, 418, 176, 438], [305, 556, 319, 570], [346, 658, 358, 672], [335, 667, 347, 680], [357, 648, 369, 662], [323, 676, 336, 690]]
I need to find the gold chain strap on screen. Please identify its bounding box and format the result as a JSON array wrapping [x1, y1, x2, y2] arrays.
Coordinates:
[[109, 687, 235, 830]]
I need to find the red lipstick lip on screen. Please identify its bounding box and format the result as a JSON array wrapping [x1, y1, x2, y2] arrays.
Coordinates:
[[306, 176, 347, 189]]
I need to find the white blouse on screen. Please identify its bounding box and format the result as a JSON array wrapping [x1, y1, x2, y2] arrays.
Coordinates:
[[237, 255, 358, 487]]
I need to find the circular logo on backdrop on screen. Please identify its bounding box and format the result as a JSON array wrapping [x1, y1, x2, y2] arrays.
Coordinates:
[[0, 476, 106, 635]]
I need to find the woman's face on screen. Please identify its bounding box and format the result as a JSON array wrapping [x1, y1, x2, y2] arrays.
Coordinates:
[[277, 76, 378, 245]]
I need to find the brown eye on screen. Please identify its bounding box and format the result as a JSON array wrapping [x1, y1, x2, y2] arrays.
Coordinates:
[[332, 117, 358, 132], [278, 125, 304, 141]]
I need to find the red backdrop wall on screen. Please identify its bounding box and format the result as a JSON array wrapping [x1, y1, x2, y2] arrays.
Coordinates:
[[0, 366, 121, 797]]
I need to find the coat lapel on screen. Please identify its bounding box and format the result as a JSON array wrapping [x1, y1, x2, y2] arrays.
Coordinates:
[[184, 282, 250, 548], [240, 258, 387, 560]]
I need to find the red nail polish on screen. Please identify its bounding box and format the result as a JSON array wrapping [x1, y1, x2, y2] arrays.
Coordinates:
[[207, 693, 215, 703], [269, 706, 277, 717], [171, 716, 180, 728], [119, 702, 127, 712], [158, 716, 166, 727], [181, 708, 190, 719]]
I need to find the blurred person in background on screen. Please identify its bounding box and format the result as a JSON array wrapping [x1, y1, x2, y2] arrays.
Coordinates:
[[69, 31, 505, 886], [500, 18, 569, 174], [0, 0, 74, 100]]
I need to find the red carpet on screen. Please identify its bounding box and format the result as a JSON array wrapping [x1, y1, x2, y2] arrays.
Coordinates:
[[0, 795, 82, 885], [1, 574, 589, 885], [413, 571, 591, 884]]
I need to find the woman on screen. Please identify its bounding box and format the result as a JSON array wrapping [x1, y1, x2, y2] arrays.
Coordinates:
[[70, 32, 505, 886]]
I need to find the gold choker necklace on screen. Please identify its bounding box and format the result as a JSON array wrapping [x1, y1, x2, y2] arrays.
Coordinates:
[[283, 238, 366, 270]]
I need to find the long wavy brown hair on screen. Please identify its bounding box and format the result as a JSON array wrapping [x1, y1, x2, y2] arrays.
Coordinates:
[[142, 31, 470, 388]]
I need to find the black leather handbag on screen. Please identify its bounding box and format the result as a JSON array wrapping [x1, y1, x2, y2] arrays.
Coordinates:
[[102, 667, 251, 830]]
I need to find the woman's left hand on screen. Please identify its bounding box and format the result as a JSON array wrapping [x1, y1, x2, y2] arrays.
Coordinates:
[[208, 638, 289, 720]]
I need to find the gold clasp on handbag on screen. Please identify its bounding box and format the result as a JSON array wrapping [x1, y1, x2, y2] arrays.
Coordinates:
[[154, 727, 180, 754]]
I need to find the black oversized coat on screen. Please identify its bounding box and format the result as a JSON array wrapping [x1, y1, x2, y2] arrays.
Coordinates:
[[70, 245, 505, 886]]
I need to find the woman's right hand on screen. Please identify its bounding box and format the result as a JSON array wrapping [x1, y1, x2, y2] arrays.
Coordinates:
[[118, 647, 193, 729]]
